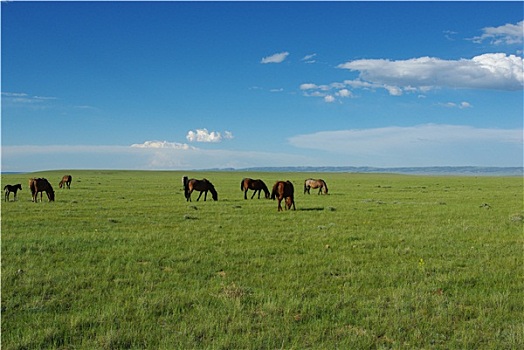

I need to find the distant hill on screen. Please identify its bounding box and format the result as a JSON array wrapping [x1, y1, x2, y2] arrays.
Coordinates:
[[2, 167, 522, 176], [232, 166, 523, 176]]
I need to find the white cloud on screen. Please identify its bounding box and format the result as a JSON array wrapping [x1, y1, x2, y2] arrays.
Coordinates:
[[130, 140, 195, 149], [186, 129, 233, 143], [471, 20, 524, 45], [1, 91, 57, 104], [300, 83, 317, 90], [1, 144, 312, 172], [324, 95, 335, 103], [302, 53, 317, 63], [288, 124, 523, 167], [261, 51, 289, 64], [336, 89, 352, 98], [439, 101, 473, 109], [459, 101, 472, 109], [337, 53, 524, 93]]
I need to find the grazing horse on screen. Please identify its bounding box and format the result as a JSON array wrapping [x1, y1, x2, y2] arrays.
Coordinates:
[[59, 175, 72, 189], [240, 178, 270, 199], [29, 178, 55, 202], [183, 177, 218, 202], [4, 184, 22, 202], [304, 178, 328, 195], [271, 180, 296, 211]]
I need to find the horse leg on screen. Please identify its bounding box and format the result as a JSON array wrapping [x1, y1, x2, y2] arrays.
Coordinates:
[[196, 191, 203, 201], [4, 191, 8, 202], [203, 191, 208, 201], [318, 187, 322, 195], [277, 196, 283, 211], [251, 190, 257, 199], [244, 189, 248, 200]]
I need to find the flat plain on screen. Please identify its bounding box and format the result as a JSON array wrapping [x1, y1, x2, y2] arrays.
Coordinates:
[[1, 170, 522, 349]]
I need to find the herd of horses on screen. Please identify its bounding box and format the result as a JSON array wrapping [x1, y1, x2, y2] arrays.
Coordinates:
[[4, 174, 328, 211], [183, 176, 328, 211], [3, 174, 72, 203]]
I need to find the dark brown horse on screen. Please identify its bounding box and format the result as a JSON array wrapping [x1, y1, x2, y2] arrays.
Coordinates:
[[271, 180, 296, 211], [240, 178, 270, 199], [304, 178, 328, 195], [183, 177, 218, 201], [59, 175, 72, 189], [29, 178, 55, 202], [4, 184, 22, 202]]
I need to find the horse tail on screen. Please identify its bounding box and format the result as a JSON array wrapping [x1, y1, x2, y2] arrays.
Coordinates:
[[270, 182, 278, 200], [183, 176, 189, 199], [241, 178, 246, 191], [3, 185, 7, 191], [323, 180, 329, 194]]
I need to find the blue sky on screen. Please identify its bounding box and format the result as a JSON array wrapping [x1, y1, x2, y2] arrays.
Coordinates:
[[2, 1, 523, 172]]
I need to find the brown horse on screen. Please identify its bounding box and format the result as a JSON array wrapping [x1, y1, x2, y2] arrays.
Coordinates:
[[29, 178, 55, 202], [59, 175, 72, 189], [304, 178, 328, 195], [271, 180, 296, 211], [183, 177, 218, 201], [4, 184, 22, 202], [240, 178, 270, 199]]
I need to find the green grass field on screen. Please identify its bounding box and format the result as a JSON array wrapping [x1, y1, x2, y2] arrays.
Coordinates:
[[2, 170, 523, 349]]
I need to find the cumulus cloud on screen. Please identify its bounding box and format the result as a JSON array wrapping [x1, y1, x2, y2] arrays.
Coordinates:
[[186, 129, 233, 143], [261, 52, 289, 64], [471, 20, 524, 45], [300, 83, 318, 90], [324, 95, 335, 103], [336, 89, 352, 98], [337, 53, 524, 93], [288, 124, 523, 167], [130, 140, 195, 149]]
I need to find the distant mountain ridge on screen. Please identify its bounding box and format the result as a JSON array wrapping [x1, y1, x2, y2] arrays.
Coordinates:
[[230, 166, 523, 176], [2, 166, 522, 176]]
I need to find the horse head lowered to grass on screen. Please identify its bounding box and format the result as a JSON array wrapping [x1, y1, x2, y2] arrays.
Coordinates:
[[183, 177, 218, 202], [29, 178, 55, 202], [304, 178, 328, 195], [59, 175, 72, 189], [271, 180, 296, 211], [240, 178, 270, 199]]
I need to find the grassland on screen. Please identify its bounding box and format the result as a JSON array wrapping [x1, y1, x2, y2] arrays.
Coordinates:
[[1, 170, 523, 349]]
